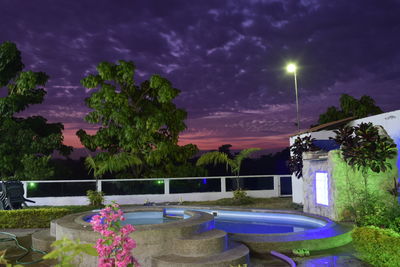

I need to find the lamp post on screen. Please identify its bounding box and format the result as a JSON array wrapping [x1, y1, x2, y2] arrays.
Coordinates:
[[287, 63, 300, 132]]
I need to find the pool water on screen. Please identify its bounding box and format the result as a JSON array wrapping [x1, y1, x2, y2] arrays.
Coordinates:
[[166, 208, 328, 234], [123, 211, 181, 225], [85, 208, 329, 234], [85, 211, 182, 225], [214, 219, 312, 234]]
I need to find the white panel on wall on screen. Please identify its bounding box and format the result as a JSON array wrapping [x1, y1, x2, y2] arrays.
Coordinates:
[[316, 171, 329, 205]]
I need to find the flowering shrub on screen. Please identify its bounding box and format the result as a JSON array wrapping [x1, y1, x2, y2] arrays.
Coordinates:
[[90, 202, 139, 267]]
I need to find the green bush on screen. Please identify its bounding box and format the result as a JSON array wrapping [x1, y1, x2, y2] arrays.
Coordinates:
[[389, 216, 400, 233], [0, 208, 70, 228], [351, 197, 400, 232], [231, 189, 253, 205], [352, 226, 400, 267], [86, 190, 104, 207]]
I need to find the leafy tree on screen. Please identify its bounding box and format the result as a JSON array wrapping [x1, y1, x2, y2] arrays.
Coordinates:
[[196, 148, 260, 188], [317, 94, 382, 125], [77, 60, 200, 178], [0, 41, 72, 180], [332, 122, 397, 194], [332, 122, 397, 224]]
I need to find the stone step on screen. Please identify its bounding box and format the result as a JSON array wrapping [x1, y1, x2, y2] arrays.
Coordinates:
[[152, 241, 249, 267], [32, 229, 55, 252], [172, 229, 227, 257]]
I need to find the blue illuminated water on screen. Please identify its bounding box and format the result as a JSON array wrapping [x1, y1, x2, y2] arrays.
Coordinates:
[[214, 219, 311, 234], [85, 211, 181, 225], [166, 208, 328, 234], [85, 208, 328, 234]]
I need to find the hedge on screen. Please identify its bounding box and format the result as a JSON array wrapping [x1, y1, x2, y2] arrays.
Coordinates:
[[352, 226, 400, 267], [0, 208, 70, 228]]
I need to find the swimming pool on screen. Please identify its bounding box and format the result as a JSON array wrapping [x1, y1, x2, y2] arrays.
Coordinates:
[[85, 208, 328, 234], [84, 211, 184, 225], [52, 206, 349, 266], [164, 208, 329, 234]]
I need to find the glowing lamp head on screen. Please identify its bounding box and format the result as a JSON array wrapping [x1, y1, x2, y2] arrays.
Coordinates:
[[286, 63, 297, 73]]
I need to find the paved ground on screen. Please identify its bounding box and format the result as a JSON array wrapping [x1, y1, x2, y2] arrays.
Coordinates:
[[1, 228, 371, 267]]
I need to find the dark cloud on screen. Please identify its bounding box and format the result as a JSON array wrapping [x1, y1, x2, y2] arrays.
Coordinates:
[[1, 0, 399, 150]]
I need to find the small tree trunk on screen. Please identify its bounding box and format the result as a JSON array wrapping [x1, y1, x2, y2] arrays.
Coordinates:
[[235, 175, 240, 190], [362, 168, 369, 200]]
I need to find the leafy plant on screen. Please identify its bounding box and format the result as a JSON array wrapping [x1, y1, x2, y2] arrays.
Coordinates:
[[43, 237, 98, 267], [332, 122, 397, 196], [196, 148, 260, 189], [231, 188, 253, 204], [86, 190, 105, 207], [292, 248, 310, 257], [352, 226, 400, 267], [288, 136, 318, 178], [350, 196, 400, 230], [332, 122, 397, 225], [90, 202, 138, 266]]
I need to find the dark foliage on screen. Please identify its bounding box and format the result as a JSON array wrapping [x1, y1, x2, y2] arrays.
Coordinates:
[[288, 136, 318, 178], [202, 146, 290, 176], [316, 94, 382, 126], [331, 122, 397, 173]]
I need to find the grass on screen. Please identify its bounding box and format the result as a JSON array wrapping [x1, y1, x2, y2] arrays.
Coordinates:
[[30, 197, 300, 212], [183, 197, 302, 211]]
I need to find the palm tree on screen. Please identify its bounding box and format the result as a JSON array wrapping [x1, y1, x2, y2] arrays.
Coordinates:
[[196, 148, 260, 189]]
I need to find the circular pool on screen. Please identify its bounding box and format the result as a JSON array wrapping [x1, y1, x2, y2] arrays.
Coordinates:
[[84, 211, 183, 225], [51, 206, 350, 266], [165, 207, 330, 234]]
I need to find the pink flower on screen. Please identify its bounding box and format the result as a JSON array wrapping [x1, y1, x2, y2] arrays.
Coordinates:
[[91, 202, 139, 267]]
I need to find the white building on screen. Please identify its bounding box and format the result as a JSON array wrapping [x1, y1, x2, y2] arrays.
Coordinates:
[[290, 109, 400, 204]]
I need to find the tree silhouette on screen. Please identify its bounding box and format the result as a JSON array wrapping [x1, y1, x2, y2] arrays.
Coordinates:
[[316, 94, 382, 125]]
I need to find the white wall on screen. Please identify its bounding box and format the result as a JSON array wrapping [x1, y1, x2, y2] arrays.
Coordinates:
[[290, 109, 400, 204]]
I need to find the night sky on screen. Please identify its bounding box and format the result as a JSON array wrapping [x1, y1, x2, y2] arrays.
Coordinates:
[[1, 0, 400, 153]]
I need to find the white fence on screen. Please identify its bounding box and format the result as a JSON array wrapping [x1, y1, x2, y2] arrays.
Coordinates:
[[21, 175, 292, 206]]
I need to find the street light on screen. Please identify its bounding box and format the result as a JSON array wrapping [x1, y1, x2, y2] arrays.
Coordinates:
[[286, 63, 300, 132]]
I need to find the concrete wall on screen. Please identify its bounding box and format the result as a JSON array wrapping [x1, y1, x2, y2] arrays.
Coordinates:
[[302, 151, 335, 219], [290, 130, 336, 204], [291, 109, 400, 204], [302, 149, 398, 221]]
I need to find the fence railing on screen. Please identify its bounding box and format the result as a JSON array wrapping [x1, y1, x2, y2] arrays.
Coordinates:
[[22, 175, 292, 206]]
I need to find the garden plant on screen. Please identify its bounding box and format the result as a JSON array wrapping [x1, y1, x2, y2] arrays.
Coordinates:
[[90, 202, 138, 266], [196, 148, 260, 203]]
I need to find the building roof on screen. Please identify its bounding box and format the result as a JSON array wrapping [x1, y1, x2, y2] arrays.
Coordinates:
[[290, 116, 356, 137], [312, 140, 340, 151]]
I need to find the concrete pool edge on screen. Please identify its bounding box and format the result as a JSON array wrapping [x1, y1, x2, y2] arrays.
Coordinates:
[[165, 205, 353, 255], [166, 205, 336, 233], [51, 207, 251, 266], [45, 206, 353, 266]]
